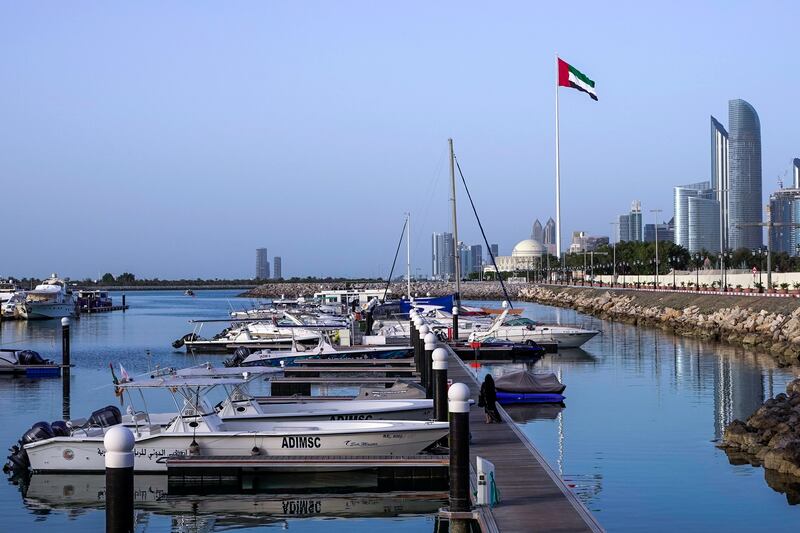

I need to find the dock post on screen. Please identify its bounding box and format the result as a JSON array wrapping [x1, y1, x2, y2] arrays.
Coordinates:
[[122, 292, 126, 312], [423, 332, 437, 398], [417, 324, 429, 377], [448, 382, 471, 531], [452, 306, 459, 340], [104, 425, 135, 533], [409, 310, 419, 367], [432, 347, 448, 421], [61, 317, 70, 367]]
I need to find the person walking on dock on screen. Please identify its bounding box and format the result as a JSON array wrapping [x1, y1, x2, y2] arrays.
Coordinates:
[[479, 374, 502, 423]]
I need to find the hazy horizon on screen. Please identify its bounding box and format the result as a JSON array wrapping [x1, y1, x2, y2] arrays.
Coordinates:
[[2, 1, 798, 279]]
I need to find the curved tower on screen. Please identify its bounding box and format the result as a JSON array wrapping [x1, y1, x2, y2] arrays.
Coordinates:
[[727, 99, 762, 250]]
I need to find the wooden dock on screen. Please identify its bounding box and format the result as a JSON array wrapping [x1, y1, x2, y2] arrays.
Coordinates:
[[445, 345, 603, 533]]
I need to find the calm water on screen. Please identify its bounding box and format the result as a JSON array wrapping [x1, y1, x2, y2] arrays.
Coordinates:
[[0, 290, 442, 532], [467, 299, 800, 532], [2, 291, 800, 532]]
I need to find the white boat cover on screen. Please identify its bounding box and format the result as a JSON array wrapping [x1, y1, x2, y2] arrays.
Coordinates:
[[494, 371, 565, 394]]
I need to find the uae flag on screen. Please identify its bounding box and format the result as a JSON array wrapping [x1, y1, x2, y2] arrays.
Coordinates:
[[558, 58, 597, 101]]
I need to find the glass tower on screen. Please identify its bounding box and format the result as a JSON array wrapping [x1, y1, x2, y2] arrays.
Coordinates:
[[688, 196, 721, 254], [674, 182, 711, 249], [728, 99, 762, 250], [711, 116, 729, 251]]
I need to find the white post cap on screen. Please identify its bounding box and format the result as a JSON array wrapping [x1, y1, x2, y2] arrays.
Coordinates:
[[448, 382, 471, 413], [104, 425, 135, 469], [61, 317, 70, 327], [424, 332, 437, 350], [452, 306, 459, 315], [501, 300, 508, 308], [432, 347, 448, 370], [418, 324, 430, 336], [413, 316, 423, 327]]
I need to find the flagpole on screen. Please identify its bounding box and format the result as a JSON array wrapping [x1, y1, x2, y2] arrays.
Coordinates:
[[555, 54, 562, 261]]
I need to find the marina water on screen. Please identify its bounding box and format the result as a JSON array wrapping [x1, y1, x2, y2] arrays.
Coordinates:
[[1, 290, 799, 531]]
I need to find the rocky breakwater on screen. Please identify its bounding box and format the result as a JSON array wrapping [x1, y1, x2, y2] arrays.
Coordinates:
[[518, 286, 800, 366], [720, 379, 800, 480]]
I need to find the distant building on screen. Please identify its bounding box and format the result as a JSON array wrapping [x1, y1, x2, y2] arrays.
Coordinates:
[[629, 201, 643, 241], [543, 218, 556, 255], [569, 231, 587, 253], [469, 244, 482, 274], [794, 158, 800, 188], [688, 196, 721, 254], [459, 242, 471, 276], [644, 217, 675, 243], [531, 219, 544, 242], [255, 248, 270, 280], [618, 214, 630, 243], [484, 238, 546, 273], [432, 232, 454, 280], [728, 99, 762, 250], [711, 116, 729, 250], [489, 243, 499, 260], [674, 182, 712, 249], [273, 256, 282, 279]]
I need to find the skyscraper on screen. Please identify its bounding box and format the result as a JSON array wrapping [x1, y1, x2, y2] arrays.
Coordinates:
[[629, 201, 643, 241], [489, 244, 499, 260], [794, 158, 800, 188], [674, 182, 711, 248], [469, 244, 482, 274], [543, 218, 556, 255], [688, 196, 721, 254], [711, 116, 729, 251], [531, 219, 543, 242], [618, 214, 630, 243], [255, 248, 269, 280], [431, 232, 454, 280], [728, 99, 762, 250], [273, 256, 282, 279]]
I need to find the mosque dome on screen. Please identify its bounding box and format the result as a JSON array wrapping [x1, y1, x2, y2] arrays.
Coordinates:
[[511, 239, 545, 258]]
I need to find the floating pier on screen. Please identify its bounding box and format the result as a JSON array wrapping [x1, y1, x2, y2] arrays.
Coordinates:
[[444, 344, 602, 532]]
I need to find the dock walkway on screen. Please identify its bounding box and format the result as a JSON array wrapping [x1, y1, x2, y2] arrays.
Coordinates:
[[445, 346, 602, 533]]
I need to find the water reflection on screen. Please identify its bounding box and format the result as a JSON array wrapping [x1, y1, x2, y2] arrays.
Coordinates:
[[13, 472, 446, 529], [466, 298, 800, 530]]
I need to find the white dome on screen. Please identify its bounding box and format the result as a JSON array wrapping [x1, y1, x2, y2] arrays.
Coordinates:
[[511, 239, 545, 258]]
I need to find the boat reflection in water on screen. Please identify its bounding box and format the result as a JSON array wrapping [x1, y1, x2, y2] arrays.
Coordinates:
[[16, 471, 447, 526]]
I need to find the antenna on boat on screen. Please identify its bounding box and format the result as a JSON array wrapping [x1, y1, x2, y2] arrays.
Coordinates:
[[406, 212, 412, 299]]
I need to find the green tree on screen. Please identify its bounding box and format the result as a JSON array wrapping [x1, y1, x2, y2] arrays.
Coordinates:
[[101, 273, 115, 283]]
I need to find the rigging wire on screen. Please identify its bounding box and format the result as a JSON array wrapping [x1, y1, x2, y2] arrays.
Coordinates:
[[383, 217, 409, 301], [454, 156, 514, 309]]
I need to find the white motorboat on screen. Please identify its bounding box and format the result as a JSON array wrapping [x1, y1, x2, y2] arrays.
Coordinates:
[[10, 377, 449, 473], [468, 309, 599, 348], [21, 275, 77, 320], [174, 320, 323, 353], [1, 291, 27, 319], [237, 336, 411, 367], [0, 280, 19, 304], [121, 370, 433, 426]]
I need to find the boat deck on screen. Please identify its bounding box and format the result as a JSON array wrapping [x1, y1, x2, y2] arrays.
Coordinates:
[[445, 345, 603, 533]]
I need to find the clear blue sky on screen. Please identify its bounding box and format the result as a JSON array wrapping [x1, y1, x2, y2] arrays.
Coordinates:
[[2, 1, 798, 279]]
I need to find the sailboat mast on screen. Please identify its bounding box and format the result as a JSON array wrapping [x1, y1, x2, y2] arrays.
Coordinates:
[[449, 138, 462, 309], [406, 212, 411, 298]]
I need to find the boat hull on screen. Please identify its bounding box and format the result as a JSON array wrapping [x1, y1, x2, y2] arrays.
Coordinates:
[[25, 423, 448, 473], [22, 303, 77, 320]]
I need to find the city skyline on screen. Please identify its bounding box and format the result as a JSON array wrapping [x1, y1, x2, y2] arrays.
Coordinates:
[[2, 3, 799, 278]]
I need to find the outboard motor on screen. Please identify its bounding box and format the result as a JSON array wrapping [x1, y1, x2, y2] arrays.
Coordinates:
[[87, 405, 122, 428], [224, 347, 251, 367], [6, 421, 56, 471], [17, 350, 45, 365], [172, 333, 198, 349], [50, 420, 69, 437]]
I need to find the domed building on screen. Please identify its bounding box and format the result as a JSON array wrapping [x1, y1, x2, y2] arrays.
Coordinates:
[[487, 238, 546, 273]]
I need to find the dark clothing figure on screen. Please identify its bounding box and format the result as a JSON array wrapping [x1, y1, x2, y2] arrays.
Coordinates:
[[479, 374, 502, 423]]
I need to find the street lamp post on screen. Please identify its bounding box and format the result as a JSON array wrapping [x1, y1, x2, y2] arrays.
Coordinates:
[[650, 208, 663, 289], [695, 253, 701, 291]]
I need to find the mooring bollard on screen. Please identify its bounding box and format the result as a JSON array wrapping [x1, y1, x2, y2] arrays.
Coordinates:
[[432, 347, 448, 421], [104, 425, 135, 533], [122, 292, 126, 312], [409, 310, 418, 365], [452, 306, 459, 340], [423, 332, 437, 398], [417, 323, 429, 377], [61, 317, 70, 367], [449, 382, 471, 513]]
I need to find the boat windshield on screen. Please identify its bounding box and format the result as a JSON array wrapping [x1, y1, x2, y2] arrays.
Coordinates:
[[503, 317, 538, 327]]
